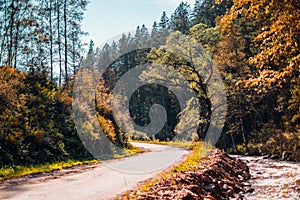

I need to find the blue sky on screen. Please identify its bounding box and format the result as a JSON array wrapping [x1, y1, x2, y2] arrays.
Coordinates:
[[82, 0, 195, 48]]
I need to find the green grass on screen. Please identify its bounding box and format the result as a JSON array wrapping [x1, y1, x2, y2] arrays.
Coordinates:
[[0, 146, 144, 181], [171, 142, 211, 173], [113, 145, 145, 159], [0, 159, 98, 181]]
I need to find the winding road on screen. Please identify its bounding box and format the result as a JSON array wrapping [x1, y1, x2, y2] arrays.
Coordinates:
[[0, 143, 189, 200]]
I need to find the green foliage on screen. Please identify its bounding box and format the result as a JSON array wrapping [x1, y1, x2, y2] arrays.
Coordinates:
[[192, 0, 233, 27], [0, 66, 91, 166], [169, 2, 191, 34], [148, 0, 299, 155], [1, 0, 299, 171], [190, 23, 220, 55], [129, 132, 150, 141]]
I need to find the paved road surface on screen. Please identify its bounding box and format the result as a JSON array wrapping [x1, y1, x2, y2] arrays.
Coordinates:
[[0, 143, 188, 200]]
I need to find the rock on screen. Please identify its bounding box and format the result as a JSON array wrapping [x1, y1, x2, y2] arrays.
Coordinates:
[[202, 195, 216, 200], [282, 151, 294, 161], [242, 182, 251, 187], [244, 149, 261, 156], [280, 190, 291, 198], [223, 184, 228, 190], [235, 193, 245, 200], [238, 175, 244, 181], [239, 190, 245, 195], [204, 183, 219, 194], [179, 188, 199, 200], [246, 188, 255, 193], [225, 188, 234, 196], [269, 154, 280, 160], [187, 185, 203, 195]]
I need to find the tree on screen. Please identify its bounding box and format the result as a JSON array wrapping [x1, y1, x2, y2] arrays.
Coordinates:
[[191, 0, 233, 27], [159, 11, 169, 29], [0, 0, 88, 83], [0, 0, 37, 69], [151, 21, 159, 40], [0, 66, 91, 165], [169, 2, 191, 34], [141, 31, 222, 141], [63, 0, 68, 83], [48, 0, 54, 81], [218, 0, 300, 154], [190, 23, 220, 56], [140, 24, 150, 46]]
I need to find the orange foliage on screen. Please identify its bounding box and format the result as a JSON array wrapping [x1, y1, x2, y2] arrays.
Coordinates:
[[97, 115, 116, 143]]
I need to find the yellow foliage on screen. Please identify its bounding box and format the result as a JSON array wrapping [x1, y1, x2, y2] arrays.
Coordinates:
[[219, 0, 299, 92], [58, 92, 73, 106], [97, 115, 116, 143]]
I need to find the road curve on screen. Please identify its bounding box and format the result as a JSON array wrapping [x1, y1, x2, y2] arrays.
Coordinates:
[[0, 143, 189, 200]]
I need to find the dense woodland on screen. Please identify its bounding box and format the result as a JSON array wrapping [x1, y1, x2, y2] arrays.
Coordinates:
[[0, 0, 299, 166]]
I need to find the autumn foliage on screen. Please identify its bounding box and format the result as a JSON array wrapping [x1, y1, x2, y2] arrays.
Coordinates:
[[0, 66, 92, 166]]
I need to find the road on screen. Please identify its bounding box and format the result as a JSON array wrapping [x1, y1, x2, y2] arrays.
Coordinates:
[[0, 143, 189, 200]]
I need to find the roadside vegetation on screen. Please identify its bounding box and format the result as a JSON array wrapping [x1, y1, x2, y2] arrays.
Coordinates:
[[0, 0, 299, 182], [0, 159, 98, 181], [0, 145, 143, 181]]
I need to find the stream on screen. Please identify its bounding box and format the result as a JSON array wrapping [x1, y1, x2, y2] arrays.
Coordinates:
[[236, 156, 300, 200]]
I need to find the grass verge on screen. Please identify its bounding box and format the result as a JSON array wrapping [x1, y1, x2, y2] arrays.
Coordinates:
[[113, 145, 145, 159], [0, 146, 144, 181], [0, 159, 98, 181]]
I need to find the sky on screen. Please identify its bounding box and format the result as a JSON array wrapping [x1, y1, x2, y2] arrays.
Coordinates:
[[82, 0, 195, 48]]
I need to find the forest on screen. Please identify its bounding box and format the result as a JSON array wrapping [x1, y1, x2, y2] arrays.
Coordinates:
[[0, 0, 299, 167]]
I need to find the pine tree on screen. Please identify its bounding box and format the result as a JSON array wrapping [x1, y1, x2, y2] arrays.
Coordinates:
[[159, 11, 169, 29], [169, 2, 191, 34], [191, 0, 233, 27], [140, 24, 150, 46]]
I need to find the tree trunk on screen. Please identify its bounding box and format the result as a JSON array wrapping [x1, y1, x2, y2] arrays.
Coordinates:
[[63, 0, 68, 84], [0, 0, 8, 65], [230, 133, 238, 153], [8, 1, 17, 67], [240, 117, 249, 153], [49, 0, 53, 81], [57, 0, 62, 87]]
